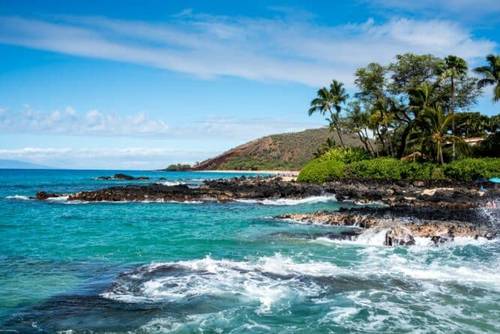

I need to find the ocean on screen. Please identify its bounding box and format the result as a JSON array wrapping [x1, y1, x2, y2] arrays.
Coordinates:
[[0, 169, 499, 333]]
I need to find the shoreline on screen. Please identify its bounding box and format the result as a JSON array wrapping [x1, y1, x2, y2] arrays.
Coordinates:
[[195, 169, 299, 175], [34, 176, 499, 246]]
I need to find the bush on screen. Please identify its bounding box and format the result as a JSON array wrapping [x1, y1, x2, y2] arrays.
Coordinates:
[[430, 166, 446, 180], [444, 158, 500, 181], [401, 162, 435, 180], [297, 159, 345, 183], [298, 155, 500, 183], [346, 158, 407, 180], [318, 147, 369, 164], [165, 163, 192, 171]]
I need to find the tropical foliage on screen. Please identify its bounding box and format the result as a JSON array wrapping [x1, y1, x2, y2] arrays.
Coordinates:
[[297, 148, 500, 183], [307, 53, 499, 166], [301, 53, 499, 182], [309, 80, 349, 147], [474, 54, 500, 102]]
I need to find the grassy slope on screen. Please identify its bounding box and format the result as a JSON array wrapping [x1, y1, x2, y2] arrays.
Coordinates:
[[192, 128, 363, 171]]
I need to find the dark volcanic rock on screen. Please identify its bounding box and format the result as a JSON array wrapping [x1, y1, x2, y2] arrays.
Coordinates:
[[37, 177, 326, 203], [323, 179, 497, 210], [96, 173, 149, 181], [36, 176, 498, 209], [34, 175, 498, 246], [276, 206, 497, 246], [36, 192, 61, 200]]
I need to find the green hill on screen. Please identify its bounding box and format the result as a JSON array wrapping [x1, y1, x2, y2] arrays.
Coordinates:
[[192, 128, 363, 171]]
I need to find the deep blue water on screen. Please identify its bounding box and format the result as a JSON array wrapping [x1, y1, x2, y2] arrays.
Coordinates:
[[0, 169, 499, 333]]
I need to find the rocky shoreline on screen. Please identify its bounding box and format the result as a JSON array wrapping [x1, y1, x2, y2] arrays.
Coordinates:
[[35, 176, 499, 246], [277, 206, 497, 246], [36, 176, 497, 208]]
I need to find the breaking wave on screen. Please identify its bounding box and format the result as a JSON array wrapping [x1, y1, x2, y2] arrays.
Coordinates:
[[155, 181, 186, 186], [236, 194, 336, 206], [101, 254, 340, 312], [312, 229, 495, 248], [5, 195, 31, 200]]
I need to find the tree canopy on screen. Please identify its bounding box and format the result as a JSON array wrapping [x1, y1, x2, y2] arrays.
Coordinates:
[[308, 53, 498, 165]]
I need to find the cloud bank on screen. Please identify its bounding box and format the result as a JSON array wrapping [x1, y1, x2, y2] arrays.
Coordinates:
[[0, 106, 318, 140], [0, 106, 169, 137], [0, 13, 495, 87], [0, 147, 215, 169]]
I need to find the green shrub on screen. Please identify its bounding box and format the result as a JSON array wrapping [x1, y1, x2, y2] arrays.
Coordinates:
[[297, 159, 345, 183], [318, 147, 369, 163], [430, 166, 446, 180], [444, 158, 500, 181], [345, 158, 407, 180], [400, 162, 434, 180], [298, 155, 500, 183]]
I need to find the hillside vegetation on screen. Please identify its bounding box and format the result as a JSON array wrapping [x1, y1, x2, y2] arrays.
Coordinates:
[[192, 128, 363, 171]]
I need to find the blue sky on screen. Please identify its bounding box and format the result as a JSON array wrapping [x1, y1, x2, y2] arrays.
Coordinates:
[[0, 0, 499, 169]]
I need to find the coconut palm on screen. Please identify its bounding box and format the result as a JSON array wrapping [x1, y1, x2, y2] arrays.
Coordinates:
[[474, 54, 500, 102], [438, 55, 468, 160], [308, 80, 349, 147], [395, 83, 436, 158], [416, 106, 463, 164]]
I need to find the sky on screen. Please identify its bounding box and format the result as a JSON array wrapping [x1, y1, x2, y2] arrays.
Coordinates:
[[0, 0, 499, 169]]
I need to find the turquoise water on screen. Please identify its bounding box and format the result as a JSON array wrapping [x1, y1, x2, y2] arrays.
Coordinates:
[[0, 169, 499, 333]]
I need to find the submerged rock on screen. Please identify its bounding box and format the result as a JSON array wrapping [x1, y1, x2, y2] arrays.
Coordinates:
[[97, 173, 149, 181]]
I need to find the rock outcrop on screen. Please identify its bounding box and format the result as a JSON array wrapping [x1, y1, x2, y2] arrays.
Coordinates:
[[96, 173, 149, 181], [276, 206, 497, 246], [36, 177, 498, 209], [35, 176, 498, 246]]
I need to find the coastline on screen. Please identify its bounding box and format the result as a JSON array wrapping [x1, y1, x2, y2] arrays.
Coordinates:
[[33, 174, 499, 246], [196, 169, 299, 175], [196, 169, 299, 181]]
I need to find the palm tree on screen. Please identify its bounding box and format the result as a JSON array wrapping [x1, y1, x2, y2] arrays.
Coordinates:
[[345, 102, 375, 155], [438, 55, 468, 160], [395, 83, 436, 158], [474, 54, 500, 102], [369, 98, 395, 156], [313, 138, 336, 158], [308, 80, 349, 147], [417, 106, 462, 164]]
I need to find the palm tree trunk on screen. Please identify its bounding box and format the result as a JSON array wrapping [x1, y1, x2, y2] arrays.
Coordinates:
[[385, 124, 395, 157], [364, 129, 377, 156], [438, 143, 444, 165], [376, 127, 387, 154], [335, 125, 345, 148], [357, 131, 371, 154], [397, 123, 413, 158]]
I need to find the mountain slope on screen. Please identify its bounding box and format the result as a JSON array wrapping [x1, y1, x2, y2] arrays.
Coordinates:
[[192, 128, 363, 171], [0, 159, 53, 169]]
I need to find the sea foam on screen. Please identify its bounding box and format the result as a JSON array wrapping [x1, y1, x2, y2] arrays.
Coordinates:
[[101, 254, 341, 312], [236, 194, 336, 206]]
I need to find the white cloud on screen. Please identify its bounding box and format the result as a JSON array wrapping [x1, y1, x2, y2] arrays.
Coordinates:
[[0, 106, 319, 140], [0, 147, 215, 169], [0, 106, 169, 137], [0, 14, 495, 87]]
